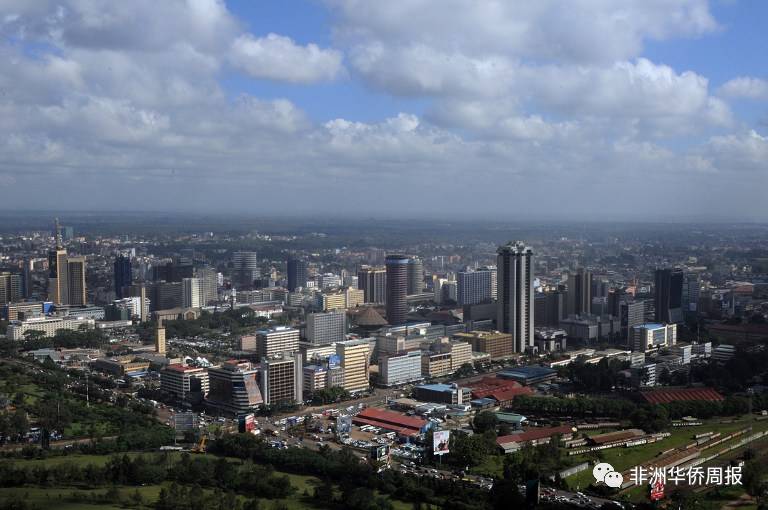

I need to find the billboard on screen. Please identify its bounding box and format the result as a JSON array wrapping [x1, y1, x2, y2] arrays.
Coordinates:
[[173, 412, 198, 432], [433, 430, 450, 455], [336, 415, 352, 436], [238, 413, 256, 433], [328, 354, 341, 369]]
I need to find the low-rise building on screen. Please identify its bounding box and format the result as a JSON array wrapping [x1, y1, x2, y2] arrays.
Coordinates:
[[380, 351, 423, 386], [160, 364, 209, 401], [453, 330, 514, 360], [8, 316, 95, 340]]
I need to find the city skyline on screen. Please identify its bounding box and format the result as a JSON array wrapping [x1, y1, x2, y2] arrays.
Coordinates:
[[0, 1, 767, 220]]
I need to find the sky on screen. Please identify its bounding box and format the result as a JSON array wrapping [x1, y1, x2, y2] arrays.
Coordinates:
[[0, 0, 767, 221]]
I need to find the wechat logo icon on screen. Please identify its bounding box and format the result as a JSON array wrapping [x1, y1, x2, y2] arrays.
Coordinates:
[[593, 462, 624, 488]]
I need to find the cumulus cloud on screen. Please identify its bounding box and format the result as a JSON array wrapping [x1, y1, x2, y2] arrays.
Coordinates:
[[719, 77, 768, 100], [230, 33, 343, 83]]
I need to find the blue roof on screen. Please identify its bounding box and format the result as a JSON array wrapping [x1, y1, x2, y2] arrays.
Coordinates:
[[416, 383, 456, 392], [500, 366, 557, 378], [638, 323, 665, 329]]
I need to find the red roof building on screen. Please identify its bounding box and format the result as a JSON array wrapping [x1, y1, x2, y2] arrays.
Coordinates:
[[639, 387, 724, 405], [468, 377, 533, 406], [352, 408, 428, 437], [496, 425, 574, 452]]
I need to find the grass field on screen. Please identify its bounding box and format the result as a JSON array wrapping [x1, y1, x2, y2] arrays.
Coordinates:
[[565, 417, 768, 491], [0, 453, 413, 510]]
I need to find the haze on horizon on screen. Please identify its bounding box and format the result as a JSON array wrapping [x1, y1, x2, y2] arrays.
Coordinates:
[[0, 1, 766, 221]]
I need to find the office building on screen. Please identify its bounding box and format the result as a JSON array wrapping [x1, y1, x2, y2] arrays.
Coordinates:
[[206, 360, 263, 415], [238, 335, 257, 351], [631, 323, 677, 352], [319, 291, 347, 311], [358, 266, 386, 304], [496, 242, 534, 353], [407, 257, 424, 295], [182, 278, 201, 308], [621, 300, 646, 342], [567, 268, 592, 316], [114, 255, 132, 299], [160, 365, 209, 401], [336, 339, 370, 392], [380, 351, 423, 386], [8, 316, 95, 340], [287, 258, 308, 291], [196, 266, 218, 306], [414, 383, 471, 405], [385, 254, 409, 325], [256, 326, 300, 359], [303, 365, 328, 394], [683, 272, 701, 317], [64, 256, 87, 306], [534, 290, 565, 327], [654, 268, 684, 324], [421, 351, 452, 377], [107, 297, 149, 322], [260, 352, 303, 406], [3, 301, 44, 321], [457, 268, 494, 306], [0, 272, 22, 305], [454, 330, 514, 360], [306, 310, 346, 345], [232, 251, 260, 289], [155, 325, 166, 354]]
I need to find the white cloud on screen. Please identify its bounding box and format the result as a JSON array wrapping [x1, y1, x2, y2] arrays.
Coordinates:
[[230, 33, 343, 83], [719, 76, 768, 100]]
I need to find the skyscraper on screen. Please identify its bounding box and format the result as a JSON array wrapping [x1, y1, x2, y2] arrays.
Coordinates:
[[567, 268, 592, 317], [182, 277, 201, 308], [654, 268, 684, 324], [66, 256, 87, 306], [407, 257, 424, 295], [232, 251, 260, 289], [357, 266, 386, 304], [114, 254, 132, 299], [48, 219, 69, 305], [496, 242, 534, 353], [457, 268, 494, 305], [195, 266, 218, 305], [0, 272, 22, 305], [385, 254, 409, 325], [287, 258, 308, 291]]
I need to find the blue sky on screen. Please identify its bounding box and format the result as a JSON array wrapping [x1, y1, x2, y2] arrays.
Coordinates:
[[0, 0, 766, 220]]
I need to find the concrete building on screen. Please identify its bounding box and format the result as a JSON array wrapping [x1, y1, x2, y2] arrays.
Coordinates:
[[407, 257, 424, 295], [655, 268, 684, 324], [0, 272, 23, 305], [155, 325, 166, 354], [567, 268, 592, 317], [457, 268, 494, 306], [206, 360, 263, 415], [385, 255, 409, 325], [113, 255, 132, 299], [621, 300, 646, 343], [260, 352, 303, 406], [8, 316, 95, 340], [303, 364, 328, 394], [421, 351, 452, 378], [631, 323, 677, 352], [448, 340, 473, 370], [454, 330, 514, 360], [306, 310, 346, 345], [160, 364, 209, 401], [358, 266, 386, 304], [182, 277, 201, 308], [232, 251, 260, 289], [287, 259, 308, 291], [319, 291, 346, 311], [2, 301, 45, 321], [256, 326, 300, 360], [336, 339, 370, 392], [196, 266, 218, 305], [380, 351, 423, 386], [65, 256, 87, 306], [414, 383, 470, 405], [534, 290, 565, 327], [497, 242, 534, 353]]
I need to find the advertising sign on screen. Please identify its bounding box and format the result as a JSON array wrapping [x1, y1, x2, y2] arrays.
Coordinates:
[[336, 415, 352, 436], [433, 430, 450, 455]]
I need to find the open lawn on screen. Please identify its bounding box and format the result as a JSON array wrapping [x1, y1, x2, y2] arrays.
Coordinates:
[[565, 417, 768, 491]]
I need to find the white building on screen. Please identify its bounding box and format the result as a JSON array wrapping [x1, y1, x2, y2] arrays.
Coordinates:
[[8, 316, 95, 341], [380, 351, 423, 386], [631, 323, 677, 352], [182, 277, 201, 308]]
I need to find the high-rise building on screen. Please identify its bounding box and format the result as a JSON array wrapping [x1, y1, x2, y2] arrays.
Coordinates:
[[380, 351, 423, 386], [0, 272, 22, 305], [631, 323, 677, 352], [306, 310, 346, 345], [534, 290, 565, 327], [385, 254, 409, 325], [160, 365, 209, 401], [654, 268, 684, 324], [195, 266, 218, 305], [256, 326, 300, 360], [182, 277, 201, 308], [407, 257, 424, 295], [47, 248, 68, 305], [357, 266, 386, 304], [567, 268, 592, 316], [682, 272, 701, 317], [259, 352, 303, 406], [496, 242, 534, 353], [114, 255, 132, 299], [336, 339, 370, 393], [66, 256, 87, 306], [155, 324, 166, 354], [232, 251, 260, 289], [621, 300, 646, 342], [206, 360, 263, 415], [457, 268, 494, 305], [22, 259, 33, 299], [287, 258, 308, 291]]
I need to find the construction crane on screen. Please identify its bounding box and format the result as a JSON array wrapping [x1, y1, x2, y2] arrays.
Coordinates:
[[191, 435, 207, 454]]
